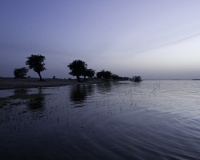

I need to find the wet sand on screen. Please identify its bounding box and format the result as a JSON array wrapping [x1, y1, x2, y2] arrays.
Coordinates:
[[0, 78, 103, 90]]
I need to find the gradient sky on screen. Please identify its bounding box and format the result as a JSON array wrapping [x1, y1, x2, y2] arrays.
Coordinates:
[[1, 0, 200, 79]]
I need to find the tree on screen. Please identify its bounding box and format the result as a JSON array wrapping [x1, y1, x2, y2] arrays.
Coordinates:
[[104, 70, 112, 79], [111, 74, 119, 80], [84, 69, 95, 80], [26, 54, 46, 81], [14, 67, 28, 78], [96, 71, 103, 79], [132, 76, 142, 82], [68, 60, 87, 82], [96, 70, 112, 80]]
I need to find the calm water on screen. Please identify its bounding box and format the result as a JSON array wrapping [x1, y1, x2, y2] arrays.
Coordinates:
[[1, 80, 200, 160]]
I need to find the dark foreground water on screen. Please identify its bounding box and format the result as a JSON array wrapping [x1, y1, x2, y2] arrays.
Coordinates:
[[1, 80, 200, 160]]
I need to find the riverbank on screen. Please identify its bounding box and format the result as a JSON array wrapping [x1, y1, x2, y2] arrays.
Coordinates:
[[0, 78, 103, 90]]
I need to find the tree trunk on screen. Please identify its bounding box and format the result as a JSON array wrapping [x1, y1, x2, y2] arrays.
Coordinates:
[[76, 75, 80, 82], [38, 72, 43, 81]]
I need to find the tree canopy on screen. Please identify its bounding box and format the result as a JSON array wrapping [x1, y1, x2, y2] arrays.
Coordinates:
[[84, 69, 95, 80], [111, 74, 119, 80], [26, 54, 46, 81], [96, 70, 112, 80], [68, 60, 87, 82], [132, 76, 142, 82], [96, 71, 103, 79], [14, 67, 28, 78]]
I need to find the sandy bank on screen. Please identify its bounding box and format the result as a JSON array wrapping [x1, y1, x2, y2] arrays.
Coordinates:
[[0, 78, 103, 90]]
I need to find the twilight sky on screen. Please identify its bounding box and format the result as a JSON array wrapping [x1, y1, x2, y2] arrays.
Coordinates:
[[1, 0, 200, 79]]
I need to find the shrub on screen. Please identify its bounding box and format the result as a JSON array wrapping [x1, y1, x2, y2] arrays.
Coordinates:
[[14, 67, 29, 78]]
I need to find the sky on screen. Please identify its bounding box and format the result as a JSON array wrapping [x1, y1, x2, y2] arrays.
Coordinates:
[[1, 0, 200, 79]]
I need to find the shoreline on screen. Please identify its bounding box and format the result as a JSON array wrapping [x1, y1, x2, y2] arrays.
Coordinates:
[[0, 78, 103, 90]]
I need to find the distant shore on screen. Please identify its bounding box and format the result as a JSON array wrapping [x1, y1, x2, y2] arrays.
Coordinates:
[[0, 78, 103, 90]]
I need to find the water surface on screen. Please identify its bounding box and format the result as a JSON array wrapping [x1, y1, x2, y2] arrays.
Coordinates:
[[1, 80, 200, 159]]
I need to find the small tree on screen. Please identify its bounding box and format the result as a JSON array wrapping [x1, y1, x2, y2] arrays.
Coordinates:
[[96, 70, 112, 80], [111, 74, 119, 80], [68, 60, 87, 82], [14, 67, 28, 78], [132, 76, 142, 82], [26, 54, 46, 81], [104, 71, 112, 79], [84, 69, 95, 80], [96, 71, 103, 79]]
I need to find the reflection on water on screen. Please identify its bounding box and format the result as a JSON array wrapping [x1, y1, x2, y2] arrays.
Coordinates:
[[1, 81, 200, 159], [0, 87, 47, 128], [96, 82, 112, 93], [70, 85, 94, 104], [14, 88, 29, 96], [27, 88, 45, 110]]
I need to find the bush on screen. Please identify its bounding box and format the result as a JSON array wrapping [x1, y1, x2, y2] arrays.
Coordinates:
[[132, 76, 142, 82], [14, 67, 29, 78]]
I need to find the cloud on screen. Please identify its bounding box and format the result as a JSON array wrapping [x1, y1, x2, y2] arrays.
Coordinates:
[[129, 32, 200, 56]]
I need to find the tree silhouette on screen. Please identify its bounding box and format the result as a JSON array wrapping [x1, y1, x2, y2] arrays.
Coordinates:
[[14, 67, 28, 78], [68, 60, 87, 82], [84, 69, 95, 80], [104, 71, 112, 79], [26, 54, 46, 81], [96, 70, 112, 80], [96, 71, 103, 79], [132, 76, 142, 82], [111, 74, 119, 80]]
